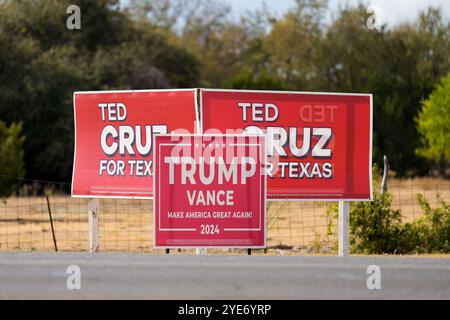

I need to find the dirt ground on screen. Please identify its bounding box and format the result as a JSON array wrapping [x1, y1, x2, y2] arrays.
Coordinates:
[[0, 178, 449, 253]]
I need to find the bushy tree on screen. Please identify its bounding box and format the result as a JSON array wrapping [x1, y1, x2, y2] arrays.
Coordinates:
[[416, 72, 450, 173], [0, 0, 200, 184], [0, 121, 25, 198], [168, 1, 450, 176]]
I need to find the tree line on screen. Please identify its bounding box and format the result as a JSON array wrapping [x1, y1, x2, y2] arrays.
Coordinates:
[[0, 0, 449, 196]]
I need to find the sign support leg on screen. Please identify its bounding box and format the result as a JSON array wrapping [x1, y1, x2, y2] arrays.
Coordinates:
[[196, 248, 207, 255], [338, 201, 349, 257], [88, 198, 100, 253]]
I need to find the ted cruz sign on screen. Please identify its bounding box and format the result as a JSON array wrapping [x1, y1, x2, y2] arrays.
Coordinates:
[[200, 89, 372, 200], [71, 89, 198, 198]]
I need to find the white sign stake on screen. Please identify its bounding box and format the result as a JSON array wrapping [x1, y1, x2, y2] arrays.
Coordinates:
[[195, 248, 207, 255], [88, 198, 100, 253], [338, 201, 349, 257]]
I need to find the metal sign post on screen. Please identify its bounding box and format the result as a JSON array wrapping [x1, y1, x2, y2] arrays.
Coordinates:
[[338, 201, 349, 257]]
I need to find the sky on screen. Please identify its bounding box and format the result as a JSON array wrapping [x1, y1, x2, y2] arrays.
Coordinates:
[[223, 0, 450, 26]]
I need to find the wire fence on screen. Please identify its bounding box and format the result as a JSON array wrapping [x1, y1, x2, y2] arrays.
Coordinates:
[[0, 180, 449, 253]]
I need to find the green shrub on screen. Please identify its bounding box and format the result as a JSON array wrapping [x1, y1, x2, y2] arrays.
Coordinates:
[[349, 192, 409, 254], [326, 191, 450, 254], [410, 194, 450, 253]]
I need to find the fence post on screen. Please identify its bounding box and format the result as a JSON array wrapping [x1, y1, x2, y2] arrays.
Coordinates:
[[88, 198, 100, 253], [381, 155, 389, 195], [338, 201, 349, 257], [46, 196, 58, 252]]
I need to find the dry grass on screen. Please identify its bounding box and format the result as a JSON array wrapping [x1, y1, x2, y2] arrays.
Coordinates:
[[0, 177, 449, 253]]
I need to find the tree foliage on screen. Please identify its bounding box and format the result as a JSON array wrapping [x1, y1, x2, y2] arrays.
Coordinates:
[[416, 72, 450, 165], [0, 121, 25, 198], [0, 0, 199, 186], [0, 0, 449, 188], [171, 2, 450, 176]]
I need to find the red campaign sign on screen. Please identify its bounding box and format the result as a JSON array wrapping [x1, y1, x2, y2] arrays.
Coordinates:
[[72, 89, 198, 198], [153, 134, 266, 248], [200, 89, 373, 200]]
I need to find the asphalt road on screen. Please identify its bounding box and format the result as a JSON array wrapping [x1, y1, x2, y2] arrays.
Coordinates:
[[0, 252, 449, 299]]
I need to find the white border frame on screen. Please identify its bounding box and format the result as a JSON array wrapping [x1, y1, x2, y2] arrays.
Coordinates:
[[152, 133, 267, 249], [71, 89, 198, 199], [199, 88, 373, 202]]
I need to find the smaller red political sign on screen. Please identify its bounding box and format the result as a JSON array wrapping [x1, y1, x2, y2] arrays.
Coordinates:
[[153, 134, 266, 248]]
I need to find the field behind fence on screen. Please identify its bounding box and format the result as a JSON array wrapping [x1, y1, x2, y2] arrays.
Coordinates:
[[0, 178, 449, 253]]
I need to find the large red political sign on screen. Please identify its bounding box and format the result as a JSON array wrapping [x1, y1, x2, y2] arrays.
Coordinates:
[[200, 89, 372, 200], [72, 89, 198, 198], [153, 134, 266, 248]]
